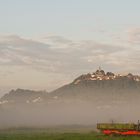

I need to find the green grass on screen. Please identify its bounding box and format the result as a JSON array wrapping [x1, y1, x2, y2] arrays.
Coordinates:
[[0, 129, 140, 140]]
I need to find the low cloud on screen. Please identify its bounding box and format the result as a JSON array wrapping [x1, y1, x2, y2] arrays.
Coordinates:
[[126, 28, 140, 44], [0, 34, 139, 91]]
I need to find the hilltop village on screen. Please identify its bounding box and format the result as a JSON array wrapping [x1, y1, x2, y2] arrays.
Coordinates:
[[73, 67, 140, 84]]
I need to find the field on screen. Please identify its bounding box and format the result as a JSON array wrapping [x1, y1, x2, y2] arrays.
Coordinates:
[[0, 127, 140, 140]]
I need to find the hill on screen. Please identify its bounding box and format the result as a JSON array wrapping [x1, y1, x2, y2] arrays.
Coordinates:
[[1, 68, 140, 104]]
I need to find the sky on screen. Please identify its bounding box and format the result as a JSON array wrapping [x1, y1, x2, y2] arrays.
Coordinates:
[[0, 0, 140, 95]]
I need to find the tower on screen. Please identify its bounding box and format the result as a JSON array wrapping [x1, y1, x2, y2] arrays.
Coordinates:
[[99, 66, 101, 71]]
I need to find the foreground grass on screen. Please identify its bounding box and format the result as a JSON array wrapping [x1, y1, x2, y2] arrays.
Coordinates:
[[0, 129, 140, 140]]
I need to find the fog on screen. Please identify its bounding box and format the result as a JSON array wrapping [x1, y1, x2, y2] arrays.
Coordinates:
[[0, 98, 140, 129]]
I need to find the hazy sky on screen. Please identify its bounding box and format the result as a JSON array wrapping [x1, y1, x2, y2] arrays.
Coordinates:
[[0, 0, 140, 94]]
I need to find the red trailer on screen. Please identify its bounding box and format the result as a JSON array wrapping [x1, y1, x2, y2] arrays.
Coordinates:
[[97, 121, 140, 136]]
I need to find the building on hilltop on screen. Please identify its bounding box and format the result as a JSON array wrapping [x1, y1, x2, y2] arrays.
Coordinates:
[[95, 67, 105, 77]]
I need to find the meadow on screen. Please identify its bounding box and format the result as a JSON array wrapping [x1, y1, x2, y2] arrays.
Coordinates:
[[0, 127, 140, 140]]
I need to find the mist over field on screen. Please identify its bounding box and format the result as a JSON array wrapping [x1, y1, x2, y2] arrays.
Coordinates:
[[0, 98, 140, 129]]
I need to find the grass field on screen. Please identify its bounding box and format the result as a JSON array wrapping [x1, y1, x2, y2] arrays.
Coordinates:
[[0, 128, 140, 140]]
